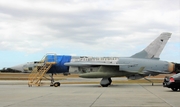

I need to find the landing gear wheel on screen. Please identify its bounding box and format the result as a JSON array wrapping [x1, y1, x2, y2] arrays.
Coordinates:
[[171, 87, 178, 91], [100, 78, 112, 87], [101, 84, 109, 87], [53, 82, 60, 87], [108, 78, 112, 85]]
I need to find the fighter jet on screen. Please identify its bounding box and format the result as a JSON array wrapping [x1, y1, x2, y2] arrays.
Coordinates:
[[10, 32, 180, 87]]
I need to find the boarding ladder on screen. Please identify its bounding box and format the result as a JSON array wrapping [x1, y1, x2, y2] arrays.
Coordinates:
[[28, 54, 57, 87]]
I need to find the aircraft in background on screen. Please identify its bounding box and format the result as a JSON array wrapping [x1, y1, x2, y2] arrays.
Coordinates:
[[9, 32, 180, 87]]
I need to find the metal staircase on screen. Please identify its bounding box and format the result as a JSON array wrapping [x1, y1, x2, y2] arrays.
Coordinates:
[[28, 54, 57, 87]]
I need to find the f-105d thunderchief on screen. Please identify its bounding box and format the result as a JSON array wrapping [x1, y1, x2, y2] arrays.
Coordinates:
[[10, 32, 180, 87]]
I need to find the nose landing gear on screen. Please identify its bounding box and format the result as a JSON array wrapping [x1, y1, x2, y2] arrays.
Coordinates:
[[50, 73, 61, 87]]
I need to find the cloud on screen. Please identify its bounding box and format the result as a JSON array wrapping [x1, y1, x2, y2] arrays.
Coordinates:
[[0, 0, 179, 68]]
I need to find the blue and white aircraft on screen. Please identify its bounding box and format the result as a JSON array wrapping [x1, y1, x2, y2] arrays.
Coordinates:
[[10, 32, 180, 87]]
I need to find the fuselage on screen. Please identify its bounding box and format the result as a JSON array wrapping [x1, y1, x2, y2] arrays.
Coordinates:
[[16, 55, 176, 79], [75, 57, 175, 78]]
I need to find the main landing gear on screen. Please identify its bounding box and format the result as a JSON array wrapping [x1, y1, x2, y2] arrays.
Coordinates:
[[49, 74, 61, 87], [100, 78, 112, 87]]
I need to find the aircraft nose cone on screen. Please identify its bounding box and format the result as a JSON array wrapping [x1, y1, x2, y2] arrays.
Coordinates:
[[10, 64, 25, 72]]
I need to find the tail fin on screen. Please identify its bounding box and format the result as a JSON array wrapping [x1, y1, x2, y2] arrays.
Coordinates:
[[131, 32, 172, 59]]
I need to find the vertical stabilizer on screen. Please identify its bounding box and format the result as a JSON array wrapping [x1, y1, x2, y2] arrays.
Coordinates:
[[131, 32, 171, 59]]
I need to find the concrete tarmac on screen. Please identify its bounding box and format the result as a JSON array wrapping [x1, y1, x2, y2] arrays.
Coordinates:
[[0, 82, 180, 107]]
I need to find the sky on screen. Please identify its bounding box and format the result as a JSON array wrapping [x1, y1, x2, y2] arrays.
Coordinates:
[[0, 0, 180, 69]]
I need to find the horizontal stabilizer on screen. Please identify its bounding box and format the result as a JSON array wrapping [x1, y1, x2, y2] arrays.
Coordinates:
[[146, 69, 170, 74]]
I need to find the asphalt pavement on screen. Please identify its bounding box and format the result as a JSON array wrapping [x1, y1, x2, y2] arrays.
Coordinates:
[[0, 81, 180, 107]]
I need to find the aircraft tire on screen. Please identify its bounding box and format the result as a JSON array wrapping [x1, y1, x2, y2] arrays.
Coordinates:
[[101, 84, 109, 87], [54, 82, 60, 87], [100, 78, 111, 87], [108, 78, 112, 85]]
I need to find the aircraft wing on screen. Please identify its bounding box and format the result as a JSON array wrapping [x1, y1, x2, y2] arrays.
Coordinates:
[[64, 62, 135, 67]]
